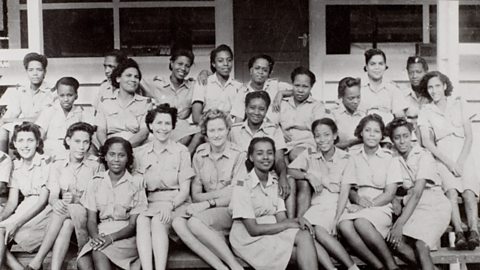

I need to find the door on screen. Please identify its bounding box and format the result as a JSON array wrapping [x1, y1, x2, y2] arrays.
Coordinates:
[[233, 0, 309, 83]]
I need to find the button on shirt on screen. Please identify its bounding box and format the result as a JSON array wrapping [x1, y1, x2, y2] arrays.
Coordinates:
[[229, 120, 287, 152], [192, 74, 242, 113]]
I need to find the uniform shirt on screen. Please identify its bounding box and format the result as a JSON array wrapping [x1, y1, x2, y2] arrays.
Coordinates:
[[192, 73, 242, 113], [81, 170, 147, 221], [230, 79, 292, 121], [0, 152, 12, 184], [95, 91, 152, 139], [417, 96, 469, 142], [359, 78, 408, 122], [395, 145, 441, 190], [192, 142, 246, 192], [143, 76, 195, 120], [288, 147, 350, 194], [331, 103, 365, 146], [1, 81, 55, 119], [93, 79, 115, 110], [48, 154, 103, 199], [229, 120, 287, 152], [10, 154, 51, 196], [342, 145, 402, 189], [133, 140, 195, 191], [404, 89, 430, 120], [229, 170, 285, 220]]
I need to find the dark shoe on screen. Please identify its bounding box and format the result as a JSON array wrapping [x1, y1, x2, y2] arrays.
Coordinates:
[[468, 230, 480, 250], [24, 265, 42, 270], [455, 231, 469, 250]]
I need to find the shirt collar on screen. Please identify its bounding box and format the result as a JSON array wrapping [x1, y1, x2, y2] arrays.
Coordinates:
[[359, 144, 390, 159], [14, 153, 48, 171], [199, 141, 235, 159], [249, 169, 278, 189], [336, 102, 364, 116], [240, 120, 274, 135], [104, 170, 134, 187], [310, 147, 347, 162], [210, 73, 234, 88], [146, 140, 176, 155], [285, 95, 315, 106]]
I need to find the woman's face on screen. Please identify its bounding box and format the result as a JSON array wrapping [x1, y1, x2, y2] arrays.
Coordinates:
[[14, 131, 38, 160], [103, 56, 118, 80], [313, 124, 337, 153], [250, 141, 275, 173], [57, 84, 78, 112], [407, 63, 427, 87], [250, 58, 270, 84], [292, 74, 312, 103], [366, 55, 386, 80], [246, 97, 267, 126], [342, 85, 361, 113], [212, 50, 233, 77], [117, 67, 140, 93], [105, 142, 129, 174], [206, 118, 229, 148], [66, 130, 91, 161], [149, 113, 173, 143], [361, 120, 383, 148], [171, 56, 192, 81], [392, 125, 412, 155], [26, 60, 46, 86], [427, 76, 446, 103]]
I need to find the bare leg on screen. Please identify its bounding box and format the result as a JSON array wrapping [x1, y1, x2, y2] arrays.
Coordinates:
[[393, 240, 418, 267], [136, 215, 154, 270], [285, 176, 296, 218], [462, 190, 478, 233], [415, 240, 435, 270], [151, 216, 170, 270], [353, 218, 398, 270], [92, 250, 113, 270], [294, 229, 319, 270], [172, 217, 228, 270], [188, 217, 243, 270], [288, 146, 306, 163], [446, 190, 463, 233], [313, 241, 336, 270], [5, 251, 24, 270], [338, 220, 383, 269], [51, 219, 74, 270], [77, 253, 94, 270], [296, 180, 311, 218], [314, 225, 354, 268]]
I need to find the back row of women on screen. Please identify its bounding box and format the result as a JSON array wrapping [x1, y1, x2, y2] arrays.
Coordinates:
[[0, 44, 476, 270]]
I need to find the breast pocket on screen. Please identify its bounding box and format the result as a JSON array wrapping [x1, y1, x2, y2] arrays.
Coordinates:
[[114, 190, 135, 219]]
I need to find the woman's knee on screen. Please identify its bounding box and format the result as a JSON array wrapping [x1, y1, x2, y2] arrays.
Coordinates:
[[414, 240, 430, 255], [61, 219, 74, 233], [295, 229, 314, 245], [338, 220, 353, 235], [353, 218, 373, 231]]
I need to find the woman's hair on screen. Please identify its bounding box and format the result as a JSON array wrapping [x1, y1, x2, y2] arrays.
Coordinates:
[[364, 48, 387, 65], [354, 114, 386, 140], [23, 52, 48, 70], [169, 49, 195, 71], [199, 109, 231, 136], [311, 118, 339, 144], [105, 49, 128, 65], [145, 103, 178, 132], [99, 137, 134, 173], [110, 58, 142, 89], [247, 54, 275, 75], [406, 56, 428, 72], [245, 137, 276, 172], [245, 91, 271, 110], [63, 122, 95, 150], [418, 71, 453, 100], [55, 77, 80, 94], [210, 44, 233, 73], [385, 117, 414, 141], [10, 122, 44, 159], [337, 77, 361, 98], [290, 66, 316, 86]]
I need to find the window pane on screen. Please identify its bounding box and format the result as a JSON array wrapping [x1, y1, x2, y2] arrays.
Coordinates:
[[460, 5, 480, 42], [43, 9, 114, 57], [120, 7, 215, 56], [20, 0, 110, 3]]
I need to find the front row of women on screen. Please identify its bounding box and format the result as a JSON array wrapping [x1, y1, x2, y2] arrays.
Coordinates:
[[0, 106, 451, 270]]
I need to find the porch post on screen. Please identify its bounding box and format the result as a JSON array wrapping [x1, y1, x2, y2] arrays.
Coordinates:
[[27, 0, 43, 53], [437, 0, 459, 87], [309, 0, 326, 100], [215, 0, 234, 73]]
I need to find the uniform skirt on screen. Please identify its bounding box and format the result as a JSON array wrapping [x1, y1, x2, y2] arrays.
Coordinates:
[[192, 207, 233, 236], [303, 190, 338, 233]]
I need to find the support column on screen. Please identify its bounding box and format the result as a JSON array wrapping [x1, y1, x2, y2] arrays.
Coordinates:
[[309, 0, 326, 100], [27, 0, 43, 53], [422, 4, 430, 44], [437, 0, 459, 86], [215, 0, 234, 73]]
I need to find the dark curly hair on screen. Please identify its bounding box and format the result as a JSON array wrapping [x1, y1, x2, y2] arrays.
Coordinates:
[[247, 54, 275, 75], [385, 117, 414, 141], [245, 91, 271, 110], [210, 44, 233, 73], [145, 103, 178, 132], [10, 122, 44, 159], [110, 58, 142, 89], [354, 114, 386, 141], [290, 66, 316, 86], [99, 137, 134, 173], [245, 137, 276, 173], [169, 49, 195, 71], [63, 122, 95, 150], [311, 118, 339, 144], [418, 71, 453, 101], [23, 52, 48, 70], [199, 109, 231, 136], [337, 77, 361, 99]]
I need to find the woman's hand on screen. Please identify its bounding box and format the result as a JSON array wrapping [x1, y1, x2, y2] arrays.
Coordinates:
[[278, 177, 290, 200], [62, 192, 74, 204], [297, 217, 314, 235], [387, 222, 404, 250], [305, 172, 323, 193], [346, 204, 364, 213], [284, 219, 301, 229], [357, 196, 373, 208], [446, 161, 462, 177], [186, 202, 210, 217], [90, 233, 113, 251], [52, 199, 69, 216], [272, 92, 283, 112], [157, 204, 173, 224]]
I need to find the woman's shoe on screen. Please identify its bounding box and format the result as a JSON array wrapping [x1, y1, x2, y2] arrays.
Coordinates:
[[468, 230, 480, 250], [455, 231, 469, 250]]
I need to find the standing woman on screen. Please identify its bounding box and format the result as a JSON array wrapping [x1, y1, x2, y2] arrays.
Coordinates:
[[134, 104, 194, 270], [386, 118, 451, 270], [417, 71, 479, 250], [95, 58, 152, 148], [173, 109, 245, 270], [77, 137, 147, 270], [337, 114, 401, 270], [229, 137, 319, 270], [0, 122, 51, 270], [288, 118, 359, 270], [25, 122, 102, 270]]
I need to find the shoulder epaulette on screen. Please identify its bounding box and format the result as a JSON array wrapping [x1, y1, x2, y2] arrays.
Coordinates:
[[231, 122, 244, 128]]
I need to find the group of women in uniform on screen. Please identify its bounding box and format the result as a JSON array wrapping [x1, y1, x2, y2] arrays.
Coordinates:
[[0, 44, 475, 270]]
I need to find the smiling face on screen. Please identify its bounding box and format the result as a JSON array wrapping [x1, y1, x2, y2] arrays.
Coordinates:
[[427, 76, 446, 103], [26, 60, 46, 86], [246, 97, 267, 126], [57, 84, 78, 112], [149, 112, 173, 143], [392, 125, 412, 155], [212, 50, 233, 77], [361, 120, 383, 148], [105, 142, 128, 174], [117, 67, 140, 94], [292, 74, 312, 103], [313, 124, 337, 153], [366, 54, 386, 81], [250, 58, 270, 84], [250, 141, 275, 173], [206, 118, 229, 148], [66, 130, 91, 161], [14, 131, 39, 160], [171, 56, 192, 81], [407, 63, 427, 88]]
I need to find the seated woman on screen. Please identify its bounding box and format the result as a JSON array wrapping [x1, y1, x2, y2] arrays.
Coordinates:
[[25, 122, 102, 270], [386, 118, 451, 270], [0, 53, 55, 152], [417, 71, 479, 250], [173, 109, 245, 270], [0, 122, 51, 270], [77, 137, 147, 270], [36, 77, 94, 157], [95, 58, 152, 148], [337, 114, 401, 270], [229, 137, 319, 270], [288, 118, 359, 270], [142, 49, 203, 154], [134, 104, 194, 270]]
